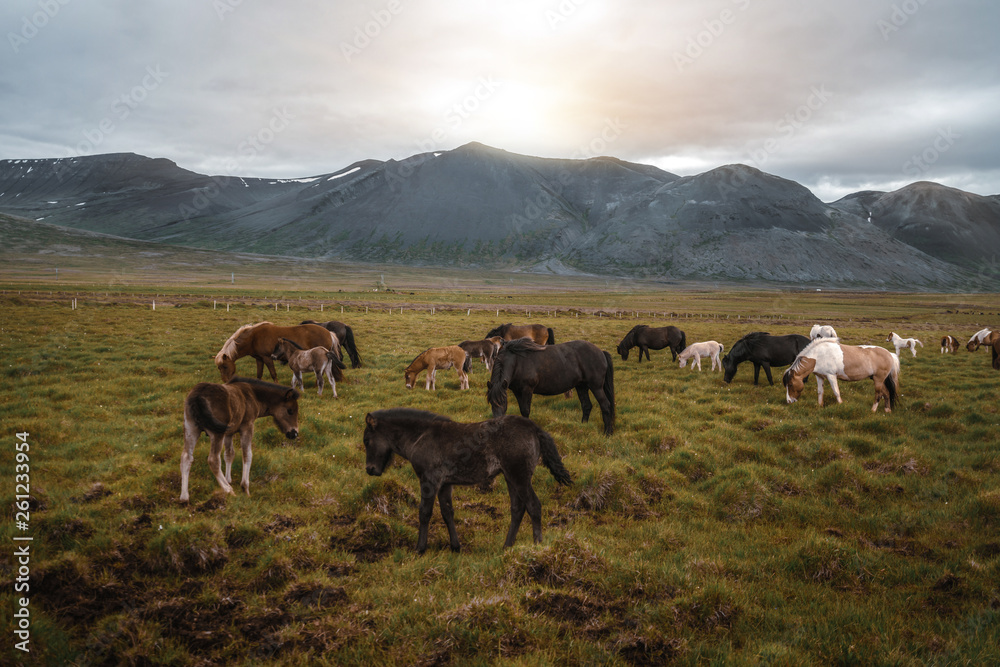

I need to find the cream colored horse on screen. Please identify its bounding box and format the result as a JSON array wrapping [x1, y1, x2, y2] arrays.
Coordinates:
[[677, 341, 724, 371], [783, 338, 900, 413], [404, 346, 470, 390]]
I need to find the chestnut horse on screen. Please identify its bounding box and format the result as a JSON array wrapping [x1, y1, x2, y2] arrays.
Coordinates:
[[215, 322, 335, 382], [363, 408, 572, 553], [404, 346, 471, 390], [180, 377, 300, 502], [782, 338, 900, 413], [486, 323, 555, 346]]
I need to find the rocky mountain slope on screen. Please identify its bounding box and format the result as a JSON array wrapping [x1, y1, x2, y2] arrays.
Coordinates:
[[2, 144, 995, 288]]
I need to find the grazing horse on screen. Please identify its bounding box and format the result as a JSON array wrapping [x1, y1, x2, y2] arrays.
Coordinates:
[[616, 324, 687, 362], [966, 328, 997, 352], [180, 377, 300, 502], [783, 338, 900, 413], [966, 329, 1000, 370], [215, 322, 334, 382], [301, 319, 363, 368], [271, 338, 345, 397], [363, 408, 572, 553], [678, 341, 724, 372], [405, 346, 471, 390], [940, 335, 960, 353], [722, 332, 810, 385], [486, 323, 555, 346], [886, 332, 923, 358], [458, 337, 503, 370], [809, 324, 838, 339], [487, 339, 615, 435]]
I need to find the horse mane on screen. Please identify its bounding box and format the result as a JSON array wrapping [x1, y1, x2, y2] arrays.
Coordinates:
[[730, 331, 770, 356], [406, 347, 434, 372], [215, 321, 272, 363], [486, 323, 510, 338], [368, 408, 453, 425], [280, 337, 305, 350], [227, 375, 297, 396], [620, 324, 649, 348], [971, 328, 992, 343], [787, 337, 840, 374], [499, 338, 547, 356]]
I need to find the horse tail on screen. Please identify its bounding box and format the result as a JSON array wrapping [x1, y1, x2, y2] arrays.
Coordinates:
[[885, 370, 899, 410], [603, 351, 616, 432], [341, 325, 363, 368], [326, 349, 346, 381], [187, 393, 229, 434], [537, 427, 572, 486], [679, 330, 687, 353], [546, 328, 555, 345]]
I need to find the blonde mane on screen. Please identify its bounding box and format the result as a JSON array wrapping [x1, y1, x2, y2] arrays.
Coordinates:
[[215, 322, 272, 363], [787, 337, 840, 375]]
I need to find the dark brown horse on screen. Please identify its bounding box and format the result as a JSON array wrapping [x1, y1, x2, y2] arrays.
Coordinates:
[[458, 337, 503, 370], [180, 377, 300, 502], [486, 323, 555, 346], [487, 339, 615, 435], [616, 324, 686, 362], [363, 408, 572, 553], [722, 331, 810, 385], [215, 321, 335, 382], [300, 319, 362, 368]]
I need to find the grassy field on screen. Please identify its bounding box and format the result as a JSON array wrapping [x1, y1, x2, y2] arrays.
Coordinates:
[[1, 280, 999, 666]]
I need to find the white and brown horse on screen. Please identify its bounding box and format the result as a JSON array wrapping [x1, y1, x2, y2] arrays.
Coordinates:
[[783, 338, 900, 413], [405, 346, 471, 390], [677, 341, 724, 372], [886, 332, 923, 358], [966, 328, 998, 352], [940, 335, 960, 353]]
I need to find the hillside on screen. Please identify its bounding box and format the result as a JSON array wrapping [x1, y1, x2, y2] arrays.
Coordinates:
[[1, 145, 994, 288]]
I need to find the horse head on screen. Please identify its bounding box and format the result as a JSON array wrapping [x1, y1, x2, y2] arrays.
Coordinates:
[[721, 353, 737, 383], [271, 387, 300, 439], [782, 357, 816, 404], [216, 353, 236, 382], [362, 413, 394, 475]]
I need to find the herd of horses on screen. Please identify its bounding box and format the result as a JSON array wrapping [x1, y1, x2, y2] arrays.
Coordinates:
[[184, 317, 999, 551]]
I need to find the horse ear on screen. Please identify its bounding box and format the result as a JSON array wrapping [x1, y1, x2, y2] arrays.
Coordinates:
[[285, 388, 300, 401], [365, 413, 377, 429]]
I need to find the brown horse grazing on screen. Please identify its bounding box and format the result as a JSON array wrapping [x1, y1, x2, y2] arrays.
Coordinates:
[[180, 377, 300, 502], [616, 324, 687, 362], [782, 339, 900, 413], [940, 335, 960, 353], [486, 323, 555, 346], [300, 319, 362, 368], [458, 337, 503, 370], [488, 339, 616, 435], [215, 322, 335, 382], [271, 338, 345, 397], [363, 408, 572, 553], [405, 346, 471, 390]]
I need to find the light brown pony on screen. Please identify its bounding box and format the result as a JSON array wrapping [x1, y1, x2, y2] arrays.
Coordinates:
[[782, 338, 900, 413], [271, 338, 345, 397], [458, 336, 503, 370], [180, 377, 300, 502], [405, 346, 471, 390], [215, 321, 334, 382], [486, 323, 555, 346]]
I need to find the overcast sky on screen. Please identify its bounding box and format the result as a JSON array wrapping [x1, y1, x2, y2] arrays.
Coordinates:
[[2, 0, 998, 201]]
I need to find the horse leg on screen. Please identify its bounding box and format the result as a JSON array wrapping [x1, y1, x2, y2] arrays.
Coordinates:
[[752, 363, 762, 385], [590, 386, 614, 435], [207, 433, 234, 495], [292, 371, 303, 393], [324, 365, 337, 398], [255, 356, 265, 379], [416, 478, 441, 554], [514, 390, 533, 418], [826, 375, 843, 405], [458, 368, 469, 390], [815, 376, 825, 406], [761, 363, 775, 386], [503, 478, 528, 548], [239, 424, 255, 496], [426, 369, 435, 391], [314, 369, 323, 396], [640, 346, 649, 362], [437, 485, 461, 552], [694, 355, 702, 371], [264, 356, 278, 381], [179, 415, 200, 502], [575, 386, 593, 423], [223, 433, 235, 484]]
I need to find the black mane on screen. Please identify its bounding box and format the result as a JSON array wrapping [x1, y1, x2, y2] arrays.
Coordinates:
[[368, 408, 454, 425]]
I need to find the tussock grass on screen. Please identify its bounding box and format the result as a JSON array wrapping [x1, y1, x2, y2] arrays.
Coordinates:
[[1, 288, 999, 665]]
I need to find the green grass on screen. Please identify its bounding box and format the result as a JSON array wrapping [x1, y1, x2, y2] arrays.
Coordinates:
[[1, 286, 999, 665]]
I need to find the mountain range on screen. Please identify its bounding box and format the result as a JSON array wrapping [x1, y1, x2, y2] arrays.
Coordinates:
[[2, 142, 998, 289]]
